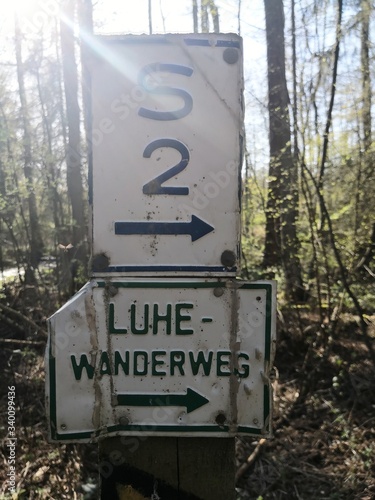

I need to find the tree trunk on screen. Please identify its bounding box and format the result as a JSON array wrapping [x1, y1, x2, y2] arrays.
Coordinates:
[[78, 0, 93, 155], [354, 0, 373, 242], [208, 0, 220, 33], [360, 0, 372, 155], [263, 0, 304, 301], [35, 67, 62, 236], [237, 0, 241, 35], [14, 13, 44, 273], [201, 0, 209, 32], [192, 0, 198, 33], [148, 0, 153, 34], [317, 0, 342, 193], [60, 0, 87, 285], [0, 105, 28, 272]]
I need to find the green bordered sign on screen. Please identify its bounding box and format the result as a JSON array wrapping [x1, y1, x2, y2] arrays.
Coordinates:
[[46, 279, 276, 442]]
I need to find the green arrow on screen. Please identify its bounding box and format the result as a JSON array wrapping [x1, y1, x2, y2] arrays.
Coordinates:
[[115, 388, 209, 414]]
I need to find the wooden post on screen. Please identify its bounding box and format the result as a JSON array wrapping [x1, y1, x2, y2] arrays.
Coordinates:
[[99, 437, 236, 500]]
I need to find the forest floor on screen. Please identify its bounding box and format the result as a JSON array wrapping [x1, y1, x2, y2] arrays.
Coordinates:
[[236, 310, 375, 500], [0, 280, 374, 499]]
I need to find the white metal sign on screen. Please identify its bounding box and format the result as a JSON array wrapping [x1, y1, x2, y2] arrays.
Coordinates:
[[88, 34, 243, 276], [46, 279, 276, 442]]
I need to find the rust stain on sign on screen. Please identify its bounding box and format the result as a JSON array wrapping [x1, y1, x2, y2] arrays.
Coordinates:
[[46, 279, 276, 442], [85, 287, 102, 430]]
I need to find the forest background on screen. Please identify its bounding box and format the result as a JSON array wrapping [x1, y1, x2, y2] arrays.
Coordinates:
[[0, 0, 374, 499]]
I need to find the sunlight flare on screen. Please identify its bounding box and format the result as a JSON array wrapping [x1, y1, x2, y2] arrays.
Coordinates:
[[4, 0, 40, 17]]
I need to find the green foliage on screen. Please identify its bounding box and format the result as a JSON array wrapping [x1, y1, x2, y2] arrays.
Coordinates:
[[241, 175, 267, 279]]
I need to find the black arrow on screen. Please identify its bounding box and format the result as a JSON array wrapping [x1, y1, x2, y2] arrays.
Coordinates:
[[115, 388, 209, 414], [115, 215, 214, 242]]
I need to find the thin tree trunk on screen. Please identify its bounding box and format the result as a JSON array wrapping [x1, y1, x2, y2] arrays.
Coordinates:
[[14, 13, 44, 272], [208, 0, 220, 33], [60, 0, 87, 282], [78, 0, 93, 151], [360, 0, 372, 155], [55, 17, 68, 156], [237, 0, 241, 35], [291, 0, 298, 158], [0, 105, 28, 271], [148, 0, 153, 34], [192, 0, 198, 33], [354, 0, 372, 242], [77, 0, 93, 257], [317, 0, 343, 192], [0, 117, 6, 274], [201, 0, 209, 32], [35, 66, 62, 243], [159, 0, 166, 32]]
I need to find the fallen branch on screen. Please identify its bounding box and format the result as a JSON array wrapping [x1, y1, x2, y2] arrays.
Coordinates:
[[284, 464, 333, 483], [0, 338, 45, 346], [235, 438, 266, 482], [0, 302, 47, 338]]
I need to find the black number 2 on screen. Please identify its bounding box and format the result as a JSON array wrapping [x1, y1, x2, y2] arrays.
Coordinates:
[[143, 139, 190, 195]]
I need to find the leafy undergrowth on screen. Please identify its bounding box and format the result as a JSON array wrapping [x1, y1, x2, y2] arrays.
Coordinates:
[[0, 346, 98, 499], [236, 311, 375, 500], [0, 279, 99, 499], [0, 283, 374, 499]]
